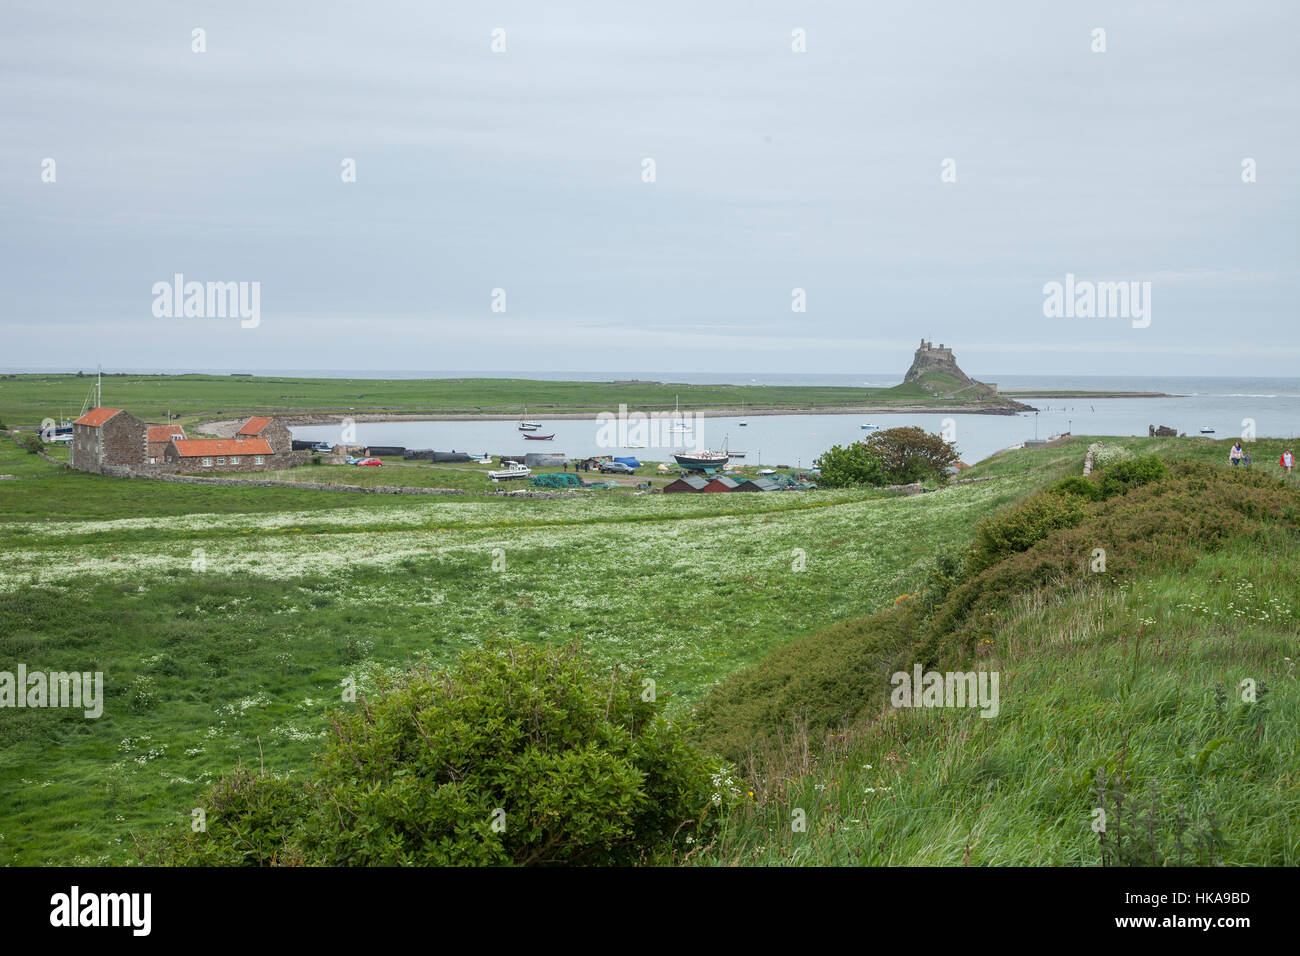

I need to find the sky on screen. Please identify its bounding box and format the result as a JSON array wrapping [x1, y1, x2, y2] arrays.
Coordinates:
[[2, 0, 1297, 379]]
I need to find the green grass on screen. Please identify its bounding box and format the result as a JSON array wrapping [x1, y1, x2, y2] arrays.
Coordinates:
[[683, 455, 1300, 866], [6, 426, 1295, 866], [693, 538, 1300, 865], [0, 442, 1047, 864], [0, 372, 1001, 429]]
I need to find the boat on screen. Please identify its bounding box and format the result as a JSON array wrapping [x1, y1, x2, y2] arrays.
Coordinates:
[[738, 399, 747, 426], [488, 462, 531, 480], [673, 436, 731, 470], [1199, 426, 1216, 434], [518, 407, 542, 431], [860, 423, 879, 430], [522, 433, 555, 440], [668, 395, 693, 432]]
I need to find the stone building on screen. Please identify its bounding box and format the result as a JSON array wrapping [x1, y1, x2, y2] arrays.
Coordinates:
[[236, 416, 294, 456], [146, 424, 186, 464], [71, 407, 147, 474], [164, 437, 275, 472]]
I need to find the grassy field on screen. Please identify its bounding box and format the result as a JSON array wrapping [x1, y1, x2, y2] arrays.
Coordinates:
[[684, 451, 1300, 866], [0, 433, 1051, 865], [0, 372, 1011, 429], [3, 431, 1296, 865]]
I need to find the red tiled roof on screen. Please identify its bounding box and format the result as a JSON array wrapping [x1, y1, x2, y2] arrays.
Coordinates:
[[170, 438, 272, 458], [73, 407, 122, 428], [236, 416, 274, 436], [147, 425, 187, 442]]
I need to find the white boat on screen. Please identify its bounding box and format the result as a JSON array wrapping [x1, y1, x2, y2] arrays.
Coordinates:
[[518, 407, 542, 431], [488, 462, 531, 480], [668, 394, 693, 431], [1199, 426, 1216, 434], [860, 423, 879, 430]]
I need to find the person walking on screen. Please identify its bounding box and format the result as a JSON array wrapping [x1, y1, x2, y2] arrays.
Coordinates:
[[1282, 449, 1295, 475], [1243, 447, 1252, 468], [1229, 442, 1243, 467]]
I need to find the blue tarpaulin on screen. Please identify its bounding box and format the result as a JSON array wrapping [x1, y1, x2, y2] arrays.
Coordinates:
[[613, 456, 642, 468]]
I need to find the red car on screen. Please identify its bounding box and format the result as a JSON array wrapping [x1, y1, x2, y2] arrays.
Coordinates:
[[356, 457, 383, 467]]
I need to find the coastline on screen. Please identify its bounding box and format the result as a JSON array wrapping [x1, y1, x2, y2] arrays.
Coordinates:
[[198, 403, 1038, 435]]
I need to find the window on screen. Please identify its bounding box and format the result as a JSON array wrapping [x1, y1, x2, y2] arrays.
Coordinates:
[[230, 456, 240, 464], [202, 458, 212, 467], [216, 457, 226, 465], [254, 455, 265, 465]]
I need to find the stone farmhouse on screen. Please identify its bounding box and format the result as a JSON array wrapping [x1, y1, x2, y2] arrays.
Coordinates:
[[70, 408, 303, 476], [163, 437, 275, 472], [71, 407, 147, 475], [146, 423, 187, 464]]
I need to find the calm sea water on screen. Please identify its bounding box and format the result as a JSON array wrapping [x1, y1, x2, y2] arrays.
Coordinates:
[[287, 374, 1300, 466]]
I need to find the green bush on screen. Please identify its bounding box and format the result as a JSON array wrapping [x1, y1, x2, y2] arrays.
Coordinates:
[[816, 443, 886, 488], [151, 642, 729, 866], [862, 426, 959, 484], [1053, 476, 1103, 500], [16, 432, 43, 454], [965, 491, 1090, 577], [1096, 455, 1166, 499]]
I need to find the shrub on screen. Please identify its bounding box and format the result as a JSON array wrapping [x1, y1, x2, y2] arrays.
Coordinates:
[[16, 431, 43, 454], [862, 427, 959, 484], [816, 443, 886, 488], [1053, 476, 1103, 501], [151, 642, 728, 866], [1096, 455, 1166, 499], [965, 491, 1090, 577]]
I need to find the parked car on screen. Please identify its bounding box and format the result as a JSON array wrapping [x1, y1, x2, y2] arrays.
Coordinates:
[[355, 457, 382, 467], [598, 461, 636, 475]]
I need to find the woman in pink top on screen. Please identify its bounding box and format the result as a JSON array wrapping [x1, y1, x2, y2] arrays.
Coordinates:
[[1282, 449, 1294, 474]]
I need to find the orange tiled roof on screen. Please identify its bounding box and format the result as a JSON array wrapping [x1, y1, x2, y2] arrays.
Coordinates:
[[236, 416, 274, 436], [170, 438, 272, 457], [147, 425, 187, 442], [73, 407, 122, 428]]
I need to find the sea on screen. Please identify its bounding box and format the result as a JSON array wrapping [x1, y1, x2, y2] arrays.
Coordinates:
[[271, 371, 1300, 467]]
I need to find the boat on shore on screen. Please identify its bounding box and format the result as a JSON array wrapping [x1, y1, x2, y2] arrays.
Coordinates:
[[674, 436, 731, 470], [488, 462, 531, 480]]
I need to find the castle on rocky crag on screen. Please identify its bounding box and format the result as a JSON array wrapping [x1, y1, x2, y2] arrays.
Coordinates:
[[903, 339, 998, 398]]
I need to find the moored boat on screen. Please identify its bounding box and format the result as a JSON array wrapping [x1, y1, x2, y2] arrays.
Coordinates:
[[522, 433, 555, 440]]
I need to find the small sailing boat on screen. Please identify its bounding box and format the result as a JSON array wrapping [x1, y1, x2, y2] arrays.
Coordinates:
[[668, 395, 693, 432], [518, 407, 542, 431], [739, 399, 747, 426]]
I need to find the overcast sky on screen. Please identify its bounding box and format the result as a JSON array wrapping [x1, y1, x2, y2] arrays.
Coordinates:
[[2, 1, 1297, 378]]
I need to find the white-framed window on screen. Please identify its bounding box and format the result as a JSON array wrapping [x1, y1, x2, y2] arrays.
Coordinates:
[[202, 457, 212, 467], [254, 455, 265, 465], [216, 457, 226, 465], [230, 456, 240, 464]]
